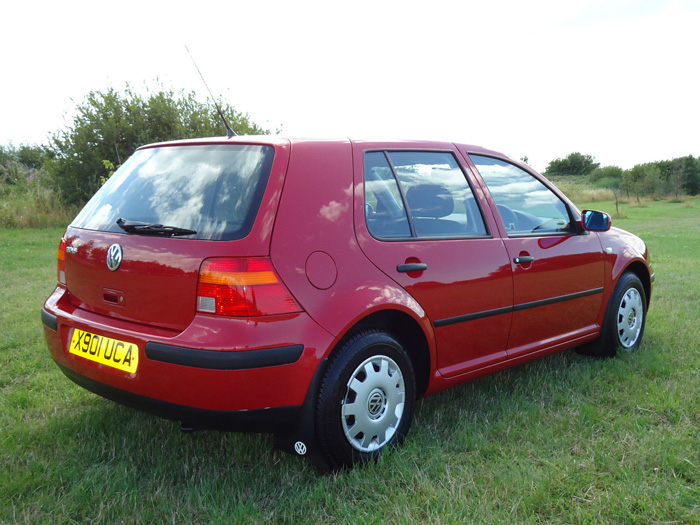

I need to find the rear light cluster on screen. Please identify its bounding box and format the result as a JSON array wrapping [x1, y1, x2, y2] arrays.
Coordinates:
[[197, 258, 302, 317], [57, 238, 67, 285]]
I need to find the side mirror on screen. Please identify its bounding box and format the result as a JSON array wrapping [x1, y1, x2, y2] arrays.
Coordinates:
[[581, 210, 611, 232]]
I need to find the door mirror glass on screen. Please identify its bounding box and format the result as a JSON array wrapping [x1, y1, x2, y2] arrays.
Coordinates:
[[581, 210, 611, 232]]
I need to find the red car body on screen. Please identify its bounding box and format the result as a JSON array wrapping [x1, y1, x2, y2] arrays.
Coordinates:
[[42, 137, 653, 470]]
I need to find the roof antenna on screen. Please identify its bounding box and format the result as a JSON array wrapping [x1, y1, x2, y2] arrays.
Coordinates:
[[185, 45, 236, 138]]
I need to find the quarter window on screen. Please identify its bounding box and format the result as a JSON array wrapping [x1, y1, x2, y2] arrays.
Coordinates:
[[470, 155, 573, 236], [364, 152, 412, 238], [364, 151, 487, 239]]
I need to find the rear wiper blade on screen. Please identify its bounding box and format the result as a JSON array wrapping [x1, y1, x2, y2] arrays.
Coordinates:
[[116, 218, 197, 237]]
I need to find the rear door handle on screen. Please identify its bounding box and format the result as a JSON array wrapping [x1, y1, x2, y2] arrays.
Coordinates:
[[397, 263, 428, 273], [514, 256, 535, 265]]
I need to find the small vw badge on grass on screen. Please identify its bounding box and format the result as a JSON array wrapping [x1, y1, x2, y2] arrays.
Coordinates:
[[106, 244, 123, 271]]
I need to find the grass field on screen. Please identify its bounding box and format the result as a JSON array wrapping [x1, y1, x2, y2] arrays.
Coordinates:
[[2, 199, 699, 523]]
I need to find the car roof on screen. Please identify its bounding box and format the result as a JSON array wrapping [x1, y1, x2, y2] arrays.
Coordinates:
[[137, 136, 510, 160]]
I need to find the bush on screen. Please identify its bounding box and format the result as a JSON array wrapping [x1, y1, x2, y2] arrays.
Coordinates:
[[589, 165, 623, 182], [48, 85, 275, 205], [544, 152, 599, 177], [0, 160, 77, 228]]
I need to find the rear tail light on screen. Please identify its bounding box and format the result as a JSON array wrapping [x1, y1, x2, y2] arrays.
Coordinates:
[[57, 238, 67, 286], [197, 258, 302, 317]]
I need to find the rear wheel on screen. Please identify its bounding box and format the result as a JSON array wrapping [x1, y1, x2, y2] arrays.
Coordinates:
[[314, 329, 416, 472], [578, 272, 647, 358]]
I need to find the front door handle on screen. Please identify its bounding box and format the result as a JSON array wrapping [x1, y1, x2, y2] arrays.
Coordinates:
[[397, 263, 428, 273], [514, 256, 535, 265]]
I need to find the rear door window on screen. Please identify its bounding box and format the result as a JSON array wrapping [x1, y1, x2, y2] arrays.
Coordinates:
[[71, 144, 275, 241], [364, 151, 487, 239]]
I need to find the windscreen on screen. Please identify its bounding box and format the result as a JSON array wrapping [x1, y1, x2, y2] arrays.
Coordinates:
[[71, 144, 275, 241]]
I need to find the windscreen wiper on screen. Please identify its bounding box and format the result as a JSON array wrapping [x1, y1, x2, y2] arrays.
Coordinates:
[[116, 218, 197, 237]]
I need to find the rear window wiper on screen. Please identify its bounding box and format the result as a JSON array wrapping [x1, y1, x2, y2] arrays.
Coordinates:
[[116, 218, 197, 237]]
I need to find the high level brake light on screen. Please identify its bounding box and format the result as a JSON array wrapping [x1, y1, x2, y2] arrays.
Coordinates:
[[197, 258, 302, 317], [57, 238, 67, 286]]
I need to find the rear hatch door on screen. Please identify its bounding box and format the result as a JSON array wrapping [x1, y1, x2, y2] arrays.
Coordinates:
[[62, 140, 289, 332]]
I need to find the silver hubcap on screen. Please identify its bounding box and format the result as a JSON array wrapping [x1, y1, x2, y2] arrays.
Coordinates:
[[617, 288, 644, 349], [341, 355, 405, 452]]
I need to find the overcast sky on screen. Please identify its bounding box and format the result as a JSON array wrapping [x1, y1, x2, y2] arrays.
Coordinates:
[[2, 0, 698, 172]]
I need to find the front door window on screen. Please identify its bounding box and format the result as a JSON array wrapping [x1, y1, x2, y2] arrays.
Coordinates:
[[469, 155, 573, 236]]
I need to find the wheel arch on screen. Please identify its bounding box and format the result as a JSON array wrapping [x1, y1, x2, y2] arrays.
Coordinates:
[[617, 260, 652, 309], [331, 309, 432, 399]]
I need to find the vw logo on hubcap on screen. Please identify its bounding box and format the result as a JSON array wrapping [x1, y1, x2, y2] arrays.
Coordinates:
[[367, 389, 385, 419], [106, 244, 123, 271]]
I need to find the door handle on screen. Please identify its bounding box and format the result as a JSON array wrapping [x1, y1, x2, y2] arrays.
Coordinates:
[[514, 256, 535, 265], [397, 263, 428, 273]]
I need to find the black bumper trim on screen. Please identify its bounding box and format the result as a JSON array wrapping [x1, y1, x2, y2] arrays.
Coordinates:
[[145, 342, 304, 370], [56, 362, 301, 432], [41, 308, 58, 331]]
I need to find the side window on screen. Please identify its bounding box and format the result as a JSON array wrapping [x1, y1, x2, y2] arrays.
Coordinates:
[[364, 152, 411, 238], [363, 151, 488, 239], [470, 155, 573, 236], [388, 151, 487, 237]]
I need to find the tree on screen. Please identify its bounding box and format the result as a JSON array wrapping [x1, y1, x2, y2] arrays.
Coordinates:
[[654, 159, 673, 183], [640, 164, 662, 197], [596, 176, 622, 216], [589, 165, 622, 182], [667, 164, 687, 200], [622, 165, 642, 201], [621, 163, 662, 202], [48, 85, 274, 204], [544, 152, 600, 177], [682, 155, 700, 196]]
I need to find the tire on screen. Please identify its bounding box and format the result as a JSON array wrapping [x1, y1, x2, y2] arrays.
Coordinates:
[[578, 272, 647, 358], [314, 329, 416, 472]]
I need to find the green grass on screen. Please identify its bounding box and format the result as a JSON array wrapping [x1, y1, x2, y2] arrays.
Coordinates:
[[2, 199, 700, 523]]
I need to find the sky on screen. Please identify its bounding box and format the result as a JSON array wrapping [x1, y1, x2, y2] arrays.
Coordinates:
[[2, 0, 699, 172]]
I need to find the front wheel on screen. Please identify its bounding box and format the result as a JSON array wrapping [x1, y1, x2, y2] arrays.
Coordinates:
[[314, 329, 416, 472], [579, 272, 647, 358]]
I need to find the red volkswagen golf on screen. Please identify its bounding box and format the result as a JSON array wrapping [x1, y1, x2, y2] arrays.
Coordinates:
[[42, 137, 653, 471]]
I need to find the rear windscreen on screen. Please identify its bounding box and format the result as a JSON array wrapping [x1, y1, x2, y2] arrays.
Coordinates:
[[71, 144, 275, 241]]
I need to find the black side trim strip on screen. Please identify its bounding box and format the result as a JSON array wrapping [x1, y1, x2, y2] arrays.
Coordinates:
[[434, 306, 513, 328], [145, 342, 304, 370], [512, 287, 604, 312], [41, 308, 58, 331], [434, 287, 604, 328]]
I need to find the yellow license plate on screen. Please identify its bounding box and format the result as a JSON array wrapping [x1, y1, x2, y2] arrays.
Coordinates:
[[69, 329, 139, 373]]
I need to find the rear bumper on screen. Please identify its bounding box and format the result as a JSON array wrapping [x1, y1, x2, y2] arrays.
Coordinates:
[[55, 362, 301, 432], [42, 287, 335, 416]]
